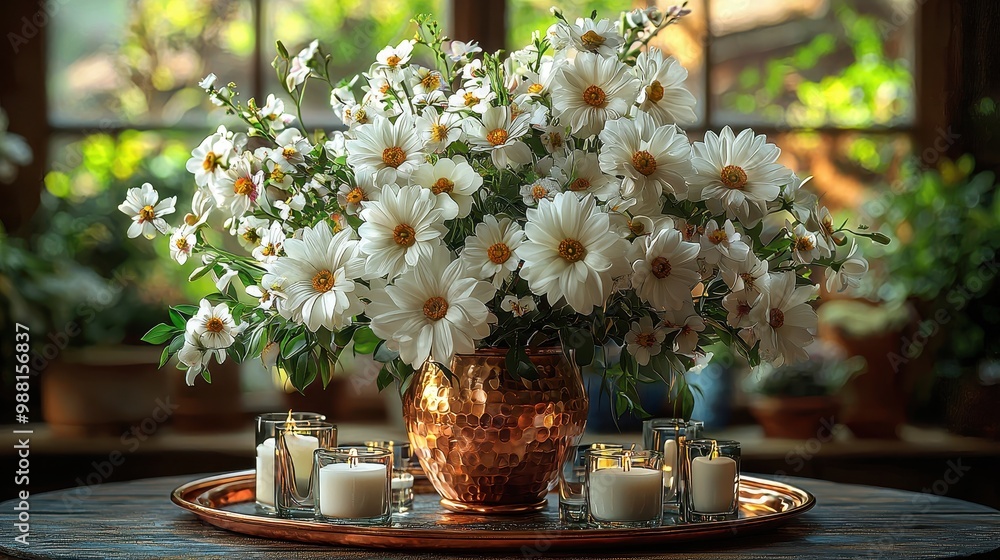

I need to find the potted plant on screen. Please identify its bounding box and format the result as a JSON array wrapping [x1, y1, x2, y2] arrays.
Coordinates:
[[124, 6, 881, 513], [745, 347, 863, 439]]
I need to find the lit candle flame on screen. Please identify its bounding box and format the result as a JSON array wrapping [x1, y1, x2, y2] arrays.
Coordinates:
[[284, 410, 297, 433], [348, 447, 359, 468], [622, 449, 632, 472]]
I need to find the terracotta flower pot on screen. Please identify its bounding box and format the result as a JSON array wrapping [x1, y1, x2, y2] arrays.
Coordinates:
[[402, 347, 588, 514], [749, 396, 841, 440]]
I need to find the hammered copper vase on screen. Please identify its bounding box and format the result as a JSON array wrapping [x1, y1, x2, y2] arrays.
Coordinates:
[[403, 347, 589, 514]]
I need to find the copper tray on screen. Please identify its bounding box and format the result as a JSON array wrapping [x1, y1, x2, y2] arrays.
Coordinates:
[[171, 470, 815, 551]]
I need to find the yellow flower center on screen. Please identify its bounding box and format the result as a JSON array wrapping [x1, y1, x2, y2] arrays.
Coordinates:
[[379, 83, 392, 95], [795, 235, 815, 252], [558, 238, 586, 263], [580, 30, 606, 47], [270, 166, 285, 183], [769, 308, 785, 329], [631, 150, 657, 176], [487, 243, 511, 264], [422, 296, 449, 321], [392, 223, 417, 247], [184, 213, 199, 226], [431, 177, 454, 195], [720, 165, 748, 190], [635, 332, 657, 348], [202, 151, 220, 172], [354, 108, 369, 124], [486, 128, 509, 146], [386, 54, 401, 68], [548, 132, 564, 149], [234, 177, 256, 197], [708, 229, 728, 245], [261, 244, 276, 256], [740, 272, 755, 290], [281, 147, 297, 160], [382, 146, 406, 168], [531, 185, 548, 200], [463, 92, 480, 106], [138, 205, 156, 222], [242, 229, 260, 245], [737, 300, 752, 318], [822, 216, 836, 237], [205, 317, 225, 333], [651, 256, 671, 279], [527, 83, 544, 94], [582, 85, 606, 107], [175, 237, 189, 251], [345, 186, 366, 204], [629, 220, 646, 235], [420, 73, 441, 91], [646, 80, 664, 103], [569, 178, 591, 192], [312, 269, 335, 293], [430, 124, 449, 142]]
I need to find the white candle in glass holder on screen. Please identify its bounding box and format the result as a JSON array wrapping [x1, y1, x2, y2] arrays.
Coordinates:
[[588, 467, 662, 521], [690, 455, 738, 513], [255, 438, 276, 506], [282, 432, 319, 489], [318, 462, 388, 518], [662, 439, 678, 498]]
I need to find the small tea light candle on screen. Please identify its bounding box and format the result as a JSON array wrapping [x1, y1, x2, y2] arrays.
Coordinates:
[[317, 448, 391, 522], [690, 455, 737, 513], [587, 449, 664, 527]]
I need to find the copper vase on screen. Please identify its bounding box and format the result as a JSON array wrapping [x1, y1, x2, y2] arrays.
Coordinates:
[[402, 347, 589, 514]]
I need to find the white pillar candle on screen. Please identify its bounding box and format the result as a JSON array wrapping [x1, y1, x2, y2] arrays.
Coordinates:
[[255, 438, 275, 506], [318, 463, 388, 519], [690, 456, 738, 513], [588, 467, 662, 522], [662, 439, 678, 499], [282, 432, 320, 490]]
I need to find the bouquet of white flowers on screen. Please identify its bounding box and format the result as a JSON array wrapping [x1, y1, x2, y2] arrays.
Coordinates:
[[123, 5, 882, 416]]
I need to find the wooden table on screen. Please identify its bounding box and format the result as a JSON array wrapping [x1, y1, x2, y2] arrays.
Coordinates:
[[2, 474, 998, 559]]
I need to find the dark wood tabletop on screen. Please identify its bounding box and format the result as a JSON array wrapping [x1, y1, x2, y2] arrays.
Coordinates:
[[1, 474, 998, 559]]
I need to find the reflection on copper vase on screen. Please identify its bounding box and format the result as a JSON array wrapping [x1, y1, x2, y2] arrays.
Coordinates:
[[403, 347, 589, 514]]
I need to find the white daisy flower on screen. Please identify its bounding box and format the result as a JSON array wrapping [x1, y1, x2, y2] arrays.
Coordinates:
[[119, 183, 176, 239], [565, 18, 625, 57], [267, 222, 367, 332], [264, 128, 311, 168], [552, 149, 618, 201], [286, 40, 319, 91], [258, 94, 295, 131], [448, 84, 495, 114], [699, 219, 750, 265], [510, 93, 550, 127], [337, 179, 382, 216], [178, 330, 226, 386], [661, 305, 705, 356], [252, 221, 286, 263], [788, 220, 824, 264], [624, 316, 665, 366], [375, 40, 415, 72], [414, 106, 462, 152], [720, 251, 770, 295], [169, 226, 196, 265], [825, 243, 868, 293], [357, 184, 447, 279], [212, 263, 240, 293], [687, 127, 793, 226], [408, 66, 444, 95], [519, 177, 562, 206], [446, 40, 482, 62], [772, 173, 818, 220], [185, 133, 233, 188], [538, 124, 570, 154], [465, 106, 533, 169], [235, 216, 269, 250], [211, 155, 264, 219], [183, 187, 215, 228], [598, 117, 692, 201], [500, 294, 535, 317], [409, 156, 484, 220], [198, 73, 217, 89], [722, 289, 757, 329], [187, 299, 243, 350], [274, 192, 305, 221], [812, 205, 846, 252], [634, 48, 697, 126], [460, 215, 525, 287], [750, 272, 819, 366], [345, 115, 425, 185], [519, 192, 629, 314], [368, 248, 496, 368], [629, 226, 701, 310], [246, 272, 287, 311], [551, 52, 640, 138]]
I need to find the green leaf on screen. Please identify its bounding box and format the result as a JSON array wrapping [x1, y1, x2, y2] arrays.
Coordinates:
[[167, 334, 186, 355], [173, 304, 199, 316], [334, 325, 357, 347], [281, 333, 308, 359], [374, 341, 399, 363], [168, 308, 187, 330], [142, 323, 178, 345], [275, 40, 289, 59], [376, 365, 395, 391], [352, 326, 380, 354], [157, 346, 170, 369]]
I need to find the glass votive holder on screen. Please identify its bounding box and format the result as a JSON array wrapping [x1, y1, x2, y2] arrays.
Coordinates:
[[315, 447, 392, 525], [559, 443, 623, 523], [254, 412, 327, 513], [683, 439, 741, 522], [586, 449, 663, 528], [365, 441, 414, 513], [643, 418, 704, 514], [274, 422, 337, 518]]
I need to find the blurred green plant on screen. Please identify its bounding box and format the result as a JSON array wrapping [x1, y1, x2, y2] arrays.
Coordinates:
[[745, 354, 864, 398], [507, 0, 631, 48]]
